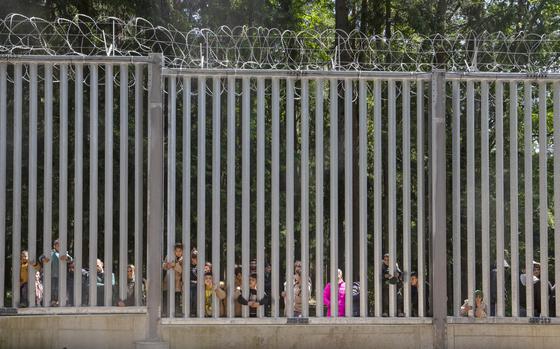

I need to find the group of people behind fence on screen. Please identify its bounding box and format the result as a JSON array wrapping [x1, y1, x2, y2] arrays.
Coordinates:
[[161, 242, 271, 317], [18, 239, 145, 307], [458, 259, 558, 319], [17, 239, 560, 318], [160, 243, 429, 318], [18, 239, 431, 317]]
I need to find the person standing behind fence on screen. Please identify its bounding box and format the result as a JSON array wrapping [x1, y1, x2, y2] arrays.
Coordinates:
[[38, 240, 72, 306], [233, 266, 243, 317], [460, 289, 487, 318], [519, 261, 552, 317], [490, 260, 510, 316], [93, 258, 116, 306], [66, 260, 88, 306], [410, 271, 430, 317], [282, 269, 307, 317], [323, 269, 346, 317], [189, 249, 199, 316], [382, 253, 403, 316], [118, 264, 146, 306], [237, 273, 270, 317], [31, 255, 48, 306], [162, 243, 184, 316], [19, 251, 30, 307], [66, 260, 75, 306], [203, 272, 226, 316]]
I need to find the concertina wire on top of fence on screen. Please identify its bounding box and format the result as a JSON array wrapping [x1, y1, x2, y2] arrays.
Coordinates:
[[1, 13, 560, 72]]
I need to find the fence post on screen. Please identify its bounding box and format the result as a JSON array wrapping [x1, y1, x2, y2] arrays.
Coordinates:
[[138, 53, 168, 349], [431, 70, 447, 349]]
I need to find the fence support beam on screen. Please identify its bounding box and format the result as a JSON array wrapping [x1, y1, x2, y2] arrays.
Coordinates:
[[139, 53, 168, 349], [431, 70, 447, 349]]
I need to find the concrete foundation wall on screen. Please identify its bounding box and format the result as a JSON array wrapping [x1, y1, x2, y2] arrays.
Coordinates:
[[161, 323, 434, 349], [447, 323, 560, 349], [0, 314, 147, 349], [2, 315, 560, 349]]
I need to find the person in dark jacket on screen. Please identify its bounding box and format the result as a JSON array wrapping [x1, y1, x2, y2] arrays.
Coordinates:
[[519, 261, 553, 317], [382, 253, 403, 316], [117, 264, 146, 306], [189, 249, 198, 316], [410, 271, 430, 317], [489, 260, 510, 316], [237, 273, 270, 317]]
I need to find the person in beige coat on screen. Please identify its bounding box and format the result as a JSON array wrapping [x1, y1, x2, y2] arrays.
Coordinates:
[[162, 243, 184, 316]]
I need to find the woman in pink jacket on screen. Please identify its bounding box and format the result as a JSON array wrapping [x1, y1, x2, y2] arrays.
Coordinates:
[[323, 269, 345, 317]]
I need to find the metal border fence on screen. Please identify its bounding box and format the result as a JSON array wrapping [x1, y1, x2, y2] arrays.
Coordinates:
[[1, 55, 560, 349]]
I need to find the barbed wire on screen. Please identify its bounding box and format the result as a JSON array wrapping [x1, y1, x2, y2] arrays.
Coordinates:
[[1, 13, 560, 72]]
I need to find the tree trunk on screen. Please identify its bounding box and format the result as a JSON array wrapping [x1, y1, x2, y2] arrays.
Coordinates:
[[384, 0, 391, 37], [517, 0, 527, 32], [434, 0, 448, 68], [335, 0, 350, 267]]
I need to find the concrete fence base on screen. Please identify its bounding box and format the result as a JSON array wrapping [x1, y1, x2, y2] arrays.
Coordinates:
[[1, 314, 559, 349]]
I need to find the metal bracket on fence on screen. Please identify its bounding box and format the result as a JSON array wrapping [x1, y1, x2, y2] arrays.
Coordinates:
[[0, 307, 17, 316], [529, 317, 551, 325], [287, 317, 310, 325]]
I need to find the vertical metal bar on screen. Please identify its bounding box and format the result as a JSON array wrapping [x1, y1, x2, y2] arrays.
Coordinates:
[[524, 81, 533, 317], [510, 81, 519, 317], [388, 79, 396, 317], [402, 79, 411, 317], [271, 77, 280, 318], [134, 65, 144, 307], [431, 70, 447, 349], [89, 64, 99, 306], [28, 63, 38, 307], [481, 81, 490, 307], [452, 80, 461, 316], [344, 78, 353, 317], [315, 78, 324, 318], [12, 63, 22, 307], [286, 77, 295, 318], [241, 76, 250, 318], [417, 80, 425, 317], [226, 76, 235, 318], [197, 76, 207, 318], [554, 81, 560, 318], [358, 79, 367, 317], [59, 64, 69, 307], [146, 53, 164, 340], [301, 78, 310, 318], [104, 63, 114, 307], [212, 76, 221, 318], [373, 79, 382, 317], [538, 81, 548, 317], [73, 64, 84, 307], [329, 78, 339, 317], [466, 80, 475, 316], [43, 63, 53, 306], [119, 64, 129, 303], [167, 76, 177, 318], [256, 77, 265, 318], [495, 81, 505, 317], [0, 63, 6, 307], [182, 76, 192, 316]]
